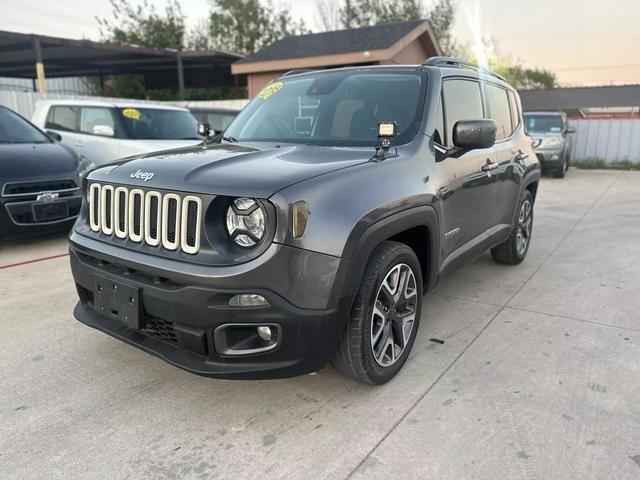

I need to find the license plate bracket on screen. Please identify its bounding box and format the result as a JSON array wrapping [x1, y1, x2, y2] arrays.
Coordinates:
[[93, 276, 144, 329], [32, 200, 69, 222]]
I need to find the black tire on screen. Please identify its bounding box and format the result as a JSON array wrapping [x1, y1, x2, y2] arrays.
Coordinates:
[[331, 241, 423, 384], [553, 154, 567, 178], [491, 190, 534, 265]]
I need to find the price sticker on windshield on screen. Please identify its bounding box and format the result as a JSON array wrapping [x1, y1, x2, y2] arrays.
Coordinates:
[[258, 82, 284, 100], [122, 108, 141, 120]]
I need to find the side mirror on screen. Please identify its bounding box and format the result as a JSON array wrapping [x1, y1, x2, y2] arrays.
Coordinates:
[[566, 126, 576, 134], [92, 125, 115, 137], [46, 130, 62, 142], [453, 119, 497, 150]]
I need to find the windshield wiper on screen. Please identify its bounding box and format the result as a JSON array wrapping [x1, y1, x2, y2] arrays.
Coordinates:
[[222, 135, 238, 143]]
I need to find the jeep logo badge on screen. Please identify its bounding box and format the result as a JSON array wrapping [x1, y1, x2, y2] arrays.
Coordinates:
[[130, 170, 155, 182]]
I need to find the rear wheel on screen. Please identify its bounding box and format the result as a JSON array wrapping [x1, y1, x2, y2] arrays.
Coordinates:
[[331, 241, 423, 384], [491, 190, 534, 265]]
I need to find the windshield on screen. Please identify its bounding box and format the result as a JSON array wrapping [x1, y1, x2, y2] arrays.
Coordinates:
[[118, 108, 199, 140], [524, 114, 563, 134], [224, 70, 426, 147], [0, 108, 50, 144]]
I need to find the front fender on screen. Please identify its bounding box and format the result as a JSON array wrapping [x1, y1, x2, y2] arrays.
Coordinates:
[[335, 205, 440, 303]]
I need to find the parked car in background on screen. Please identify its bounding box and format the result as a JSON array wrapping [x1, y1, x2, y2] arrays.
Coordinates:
[[524, 111, 575, 178], [32, 100, 202, 167], [189, 107, 239, 135], [0, 106, 91, 238], [69, 58, 540, 384]]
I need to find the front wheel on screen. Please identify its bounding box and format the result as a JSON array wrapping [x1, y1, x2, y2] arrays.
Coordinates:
[[491, 190, 534, 265], [331, 241, 423, 384]]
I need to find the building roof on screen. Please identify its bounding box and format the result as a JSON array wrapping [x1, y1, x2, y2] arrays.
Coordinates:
[[237, 20, 424, 64], [232, 20, 441, 75]]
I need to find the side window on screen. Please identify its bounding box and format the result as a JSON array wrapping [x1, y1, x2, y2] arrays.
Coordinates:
[[442, 79, 483, 148], [46, 106, 78, 132], [485, 84, 512, 140], [434, 94, 445, 145], [508, 90, 520, 132], [80, 107, 115, 136]]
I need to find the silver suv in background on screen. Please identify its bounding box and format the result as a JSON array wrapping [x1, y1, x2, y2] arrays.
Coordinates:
[[524, 111, 575, 178], [32, 100, 202, 167]]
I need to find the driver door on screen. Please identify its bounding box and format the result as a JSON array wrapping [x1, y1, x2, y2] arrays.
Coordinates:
[[435, 79, 499, 266]]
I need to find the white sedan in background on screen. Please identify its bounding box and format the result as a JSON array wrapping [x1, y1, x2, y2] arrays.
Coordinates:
[[32, 100, 203, 166]]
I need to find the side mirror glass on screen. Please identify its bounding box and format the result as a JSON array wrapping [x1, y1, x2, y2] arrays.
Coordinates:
[[46, 130, 62, 142], [92, 125, 115, 137], [453, 119, 497, 151]]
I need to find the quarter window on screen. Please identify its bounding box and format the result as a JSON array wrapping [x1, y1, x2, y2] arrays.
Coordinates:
[[442, 79, 483, 148], [485, 84, 512, 140], [508, 90, 520, 132], [434, 95, 445, 145], [46, 106, 78, 132]]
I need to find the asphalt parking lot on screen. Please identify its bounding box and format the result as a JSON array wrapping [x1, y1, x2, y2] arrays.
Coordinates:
[[1, 169, 639, 480]]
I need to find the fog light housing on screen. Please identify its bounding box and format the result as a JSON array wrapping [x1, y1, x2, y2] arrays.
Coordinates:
[[229, 294, 269, 307], [257, 326, 272, 341]]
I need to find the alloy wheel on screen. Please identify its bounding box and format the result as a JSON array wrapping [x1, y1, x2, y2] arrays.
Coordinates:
[[370, 263, 418, 367], [516, 199, 533, 256]]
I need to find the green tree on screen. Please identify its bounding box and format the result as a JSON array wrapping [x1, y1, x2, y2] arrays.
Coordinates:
[[97, 0, 185, 49], [467, 46, 558, 90], [95, 0, 186, 98], [207, 0, 309, 55]]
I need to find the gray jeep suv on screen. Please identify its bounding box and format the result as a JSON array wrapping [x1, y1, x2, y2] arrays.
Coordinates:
[[69, 58, 540, 384], [524, 111, 575, 178]]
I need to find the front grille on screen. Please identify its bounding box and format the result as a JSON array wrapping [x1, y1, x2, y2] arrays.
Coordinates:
[[143, 317, 179, 345], [2, 179, 77, 197], [89, 183, 203, 254]]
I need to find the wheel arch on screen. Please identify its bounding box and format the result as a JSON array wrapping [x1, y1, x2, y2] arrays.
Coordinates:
[[336, 206, 440, 307]]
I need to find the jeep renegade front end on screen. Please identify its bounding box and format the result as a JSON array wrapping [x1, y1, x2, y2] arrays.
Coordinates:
[[70, 58, 540, 384]]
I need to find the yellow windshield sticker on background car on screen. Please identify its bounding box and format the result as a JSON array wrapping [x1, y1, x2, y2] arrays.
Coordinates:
[[122, 108, 141, 120], [258, 82, 284, 100]]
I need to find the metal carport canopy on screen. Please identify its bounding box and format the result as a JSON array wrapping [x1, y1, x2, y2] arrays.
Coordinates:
[[520, 84, 640, 110], [0, 30, 243, 98]]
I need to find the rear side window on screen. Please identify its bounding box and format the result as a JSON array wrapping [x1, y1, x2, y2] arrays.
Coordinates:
[[80, 107, 115, 136], [46, 106, 78, 132], [442, 79, 483, 148], [485, 84, 512, 140]]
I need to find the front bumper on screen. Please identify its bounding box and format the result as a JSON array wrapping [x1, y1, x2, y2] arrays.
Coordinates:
[[534, 149, 563, 168], [0, 194, 81, 237], [69, 233, 352, 380]]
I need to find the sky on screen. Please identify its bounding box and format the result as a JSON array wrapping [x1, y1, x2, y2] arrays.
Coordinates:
[[1, 0, 639, 86]]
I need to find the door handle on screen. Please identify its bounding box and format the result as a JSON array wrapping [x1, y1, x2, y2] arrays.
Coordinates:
[[481, 161, 499, 172]]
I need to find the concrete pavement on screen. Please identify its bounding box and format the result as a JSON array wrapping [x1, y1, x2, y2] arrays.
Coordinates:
[[1, 169, 639, 479]]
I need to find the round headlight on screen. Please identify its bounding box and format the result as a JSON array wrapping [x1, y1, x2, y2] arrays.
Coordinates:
[[226, 198, 266, 247]]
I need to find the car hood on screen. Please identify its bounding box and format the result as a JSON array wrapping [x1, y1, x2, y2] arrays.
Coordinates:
[[0, 142, 79, 179], [89, 142, 372, 198]]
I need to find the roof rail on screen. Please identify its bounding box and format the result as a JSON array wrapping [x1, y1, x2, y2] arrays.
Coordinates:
[[281, 68, 317, 78], [423, 56, 507, 83]]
